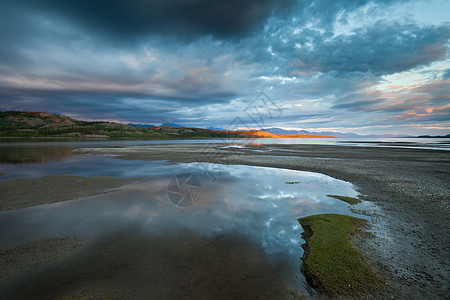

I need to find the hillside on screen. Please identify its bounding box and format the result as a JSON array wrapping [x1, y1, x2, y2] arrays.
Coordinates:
[[0, 111, 144, 138], [0, 111, 335, 139]]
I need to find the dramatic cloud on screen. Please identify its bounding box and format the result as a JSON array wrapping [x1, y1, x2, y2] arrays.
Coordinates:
[[281, 22, 450, 75], [10, 0, 297, 42], [0, 0, 449, 135]]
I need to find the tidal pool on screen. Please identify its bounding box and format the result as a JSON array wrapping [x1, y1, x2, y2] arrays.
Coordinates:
[[0, 154, 365, 298]]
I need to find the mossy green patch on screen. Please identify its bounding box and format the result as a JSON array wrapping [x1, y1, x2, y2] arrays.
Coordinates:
[[327, 194, 361, 205], [298, 214, 380, 296], [285, 181, 301, 184], [0, 172, 5, 176]]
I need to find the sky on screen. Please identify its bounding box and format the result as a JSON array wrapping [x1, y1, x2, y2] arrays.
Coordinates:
[[0, 0, 449, 135]]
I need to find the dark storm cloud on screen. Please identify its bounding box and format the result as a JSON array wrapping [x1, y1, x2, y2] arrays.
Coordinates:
[[14, 0, 297, 42], [0, 83, 238, 109]]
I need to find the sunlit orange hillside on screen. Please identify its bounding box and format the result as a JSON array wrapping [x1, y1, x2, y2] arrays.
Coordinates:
[[234, 130, 280, 138], [233, 130, 336, 138]]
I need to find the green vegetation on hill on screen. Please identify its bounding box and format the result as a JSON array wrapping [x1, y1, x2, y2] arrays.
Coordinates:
[[0, 111, 137, 138], [0, 111, 256, 139]]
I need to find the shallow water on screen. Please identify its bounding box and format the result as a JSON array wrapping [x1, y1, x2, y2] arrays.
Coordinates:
[[0, 151, 365, 298], [1, 137, 448, 166]]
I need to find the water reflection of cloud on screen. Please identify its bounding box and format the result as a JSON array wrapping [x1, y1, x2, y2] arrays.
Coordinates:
[[0, 158, 360, 260]]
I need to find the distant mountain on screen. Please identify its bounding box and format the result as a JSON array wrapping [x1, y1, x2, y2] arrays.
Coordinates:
[[206, 126, 226, 131], [127, 123, 155, 129], [261, 128, 299, 135], [261, 127, 407, 138], [160, 123, 182, 128], [262, 127, 360, 138], [417, 134, 450, 138]]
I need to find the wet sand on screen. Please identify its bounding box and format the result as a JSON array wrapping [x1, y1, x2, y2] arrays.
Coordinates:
[[73, 143, 450, 299], [0, 236, 83, 280], [0, 175, 141, 210]]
